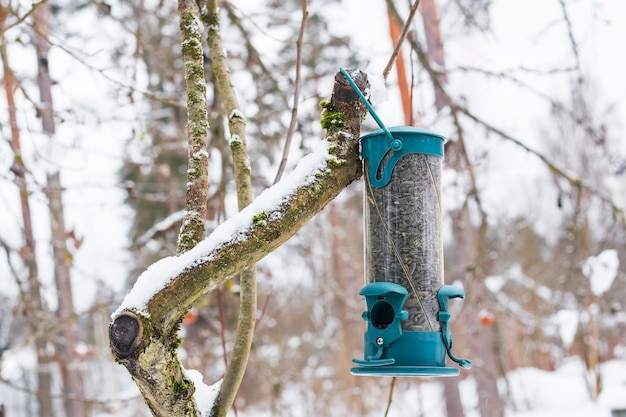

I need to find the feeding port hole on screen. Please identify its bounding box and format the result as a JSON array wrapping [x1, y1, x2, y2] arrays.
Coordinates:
[[371, 299, 394, 329]]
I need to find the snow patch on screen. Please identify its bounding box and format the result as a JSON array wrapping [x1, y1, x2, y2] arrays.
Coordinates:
[[604, 175, 626, 211], [229, 134, 241, 145], [485, 274, 506, 292], [554, 309, 579, 348], [582, 249, 619, 296], [135, 210, 185, 246], [229, 109, 246, 121], [192, 149, 209, 159], [183, 368, 221, 415], [367, 72, 388, 105]]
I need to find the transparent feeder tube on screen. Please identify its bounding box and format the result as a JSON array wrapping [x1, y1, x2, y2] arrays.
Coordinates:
[[364, 152, 443, 332]]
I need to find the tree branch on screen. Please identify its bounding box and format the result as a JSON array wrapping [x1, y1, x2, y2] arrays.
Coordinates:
[[28, 20, 186, 109], [177, 0, 210, 254], [274, 0, 308, 184], [109, 70, 369, 417], [382, 0, 421, 81], [204, 2, 256, 415], [397, 9, 626, 231], [0, 0, 47, 35]]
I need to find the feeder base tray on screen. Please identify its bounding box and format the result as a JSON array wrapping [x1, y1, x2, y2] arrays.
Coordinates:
[[350, 365, 460, 377]]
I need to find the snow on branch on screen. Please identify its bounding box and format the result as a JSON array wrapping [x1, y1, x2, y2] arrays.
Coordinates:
[[113, 139, 336, 319]]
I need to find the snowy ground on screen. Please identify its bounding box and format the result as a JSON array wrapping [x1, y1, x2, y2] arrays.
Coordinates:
[[2, 350, 625, 416], [236, 357, 626, 417], [383, 358, 626, 417]]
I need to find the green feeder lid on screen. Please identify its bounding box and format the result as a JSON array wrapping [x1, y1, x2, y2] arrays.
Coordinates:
[[360, 127, 446, 188], [338, 68, 446, 188]]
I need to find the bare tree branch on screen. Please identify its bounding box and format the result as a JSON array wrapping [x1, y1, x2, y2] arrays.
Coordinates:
[[383, 377, 396, 417], [456, 104, 626, 227], [28, 20, 186, 108], [274, 0, 308, 184], [204, 2, 258, 415], [0, 0, 47, 35], [557, 0, 581, 72], [401, 12, 626, 230], [33, 3, 88, 415], [382, 0, 421, 81]]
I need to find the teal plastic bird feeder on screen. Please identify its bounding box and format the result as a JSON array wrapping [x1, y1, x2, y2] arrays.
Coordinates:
[[340, 68, 471, 377]]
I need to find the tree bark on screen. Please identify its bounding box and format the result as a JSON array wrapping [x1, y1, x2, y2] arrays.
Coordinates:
[[0, 8, 55, 416], [451, 203, 504, 417], [110, 70, 368, 416], [176, 0, 210, 255], [203, 3, 258, 415], [45, 171, 87, 417], [443, 376, 464, 417], [33, 4, 87, 416]]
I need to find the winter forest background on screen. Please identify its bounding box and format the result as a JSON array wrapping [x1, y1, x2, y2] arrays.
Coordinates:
[[1, 0, 626, 416]]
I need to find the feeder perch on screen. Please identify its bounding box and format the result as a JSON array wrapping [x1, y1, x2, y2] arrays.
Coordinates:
[[339, 68, 471, 377]]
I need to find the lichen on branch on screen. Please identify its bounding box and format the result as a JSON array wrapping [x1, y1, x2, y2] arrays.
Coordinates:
[[177, 0, 210, 255]]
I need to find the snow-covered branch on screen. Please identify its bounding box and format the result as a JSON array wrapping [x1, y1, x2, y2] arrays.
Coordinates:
[[108, 70, 368, 417]]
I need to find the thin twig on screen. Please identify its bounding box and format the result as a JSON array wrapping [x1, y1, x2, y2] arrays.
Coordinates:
[[274, 0, 308, 184], [383, 377, 396, 417], [0, 0, 47, 35], [382, 0, 421, 81], [223, 3, 289, 109], [557, 0, 581, 72], [28, 21, 185, 108], [254, 292, 273, 333], [216, 288, 229, 369]]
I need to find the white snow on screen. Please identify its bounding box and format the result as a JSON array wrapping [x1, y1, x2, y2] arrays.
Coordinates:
[[229, 134, 242, 145], [182, 368, 221, 415], [367, 72, 389, 106], [229, 109, 246, 122], [321, 357, 623, 417], [192, 149, 210, 160], [554, 309, 579, 349], [135, 210, 186, 246], [113, 140, 334, 317], [582, 249, 620, 296], [604, 175, 626, 211]]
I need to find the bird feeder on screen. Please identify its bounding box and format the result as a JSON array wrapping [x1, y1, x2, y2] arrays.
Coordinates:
[[340, 68, 471, 377]]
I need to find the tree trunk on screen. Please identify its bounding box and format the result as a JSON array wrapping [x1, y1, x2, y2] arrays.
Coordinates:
[[572, 187, 600, 398], [46, 171, 87, 417], [466, 282, 503, 417], [33, 5, 87, 416], [443, 376, 464, 417], [0, 9, 55, 416], [451, 203, 504, 417]]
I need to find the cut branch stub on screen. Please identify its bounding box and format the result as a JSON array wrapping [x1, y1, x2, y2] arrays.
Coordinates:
[[323, 69, 369, 137], [110, 312, 143, 358]]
